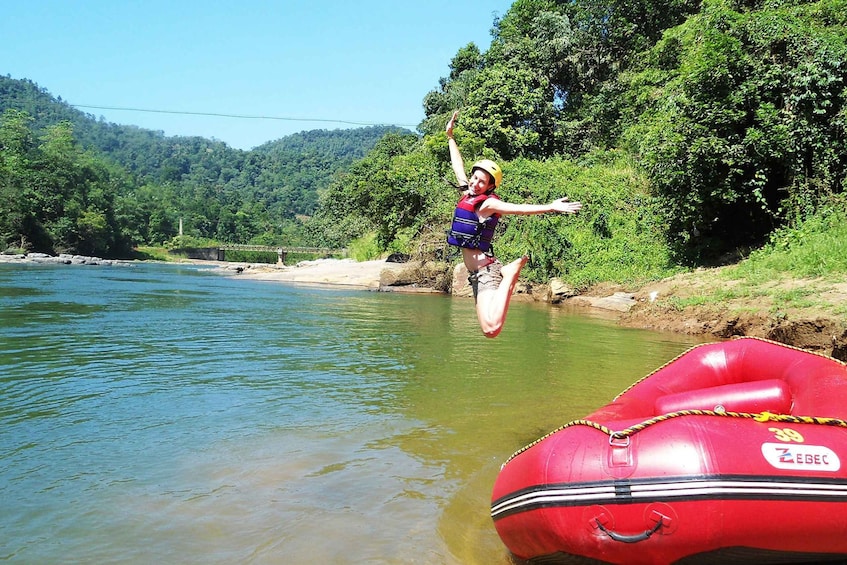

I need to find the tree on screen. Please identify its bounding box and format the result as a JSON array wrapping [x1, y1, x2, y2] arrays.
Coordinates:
[[309, 132, 446, 249], [622, 0, 847, 262], [0, 111, 136, 255], [0, 110, 37, 249], [463, 65, 557, 159]]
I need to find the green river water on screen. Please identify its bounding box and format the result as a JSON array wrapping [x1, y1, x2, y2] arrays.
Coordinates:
[[0, 261, 708, 563]]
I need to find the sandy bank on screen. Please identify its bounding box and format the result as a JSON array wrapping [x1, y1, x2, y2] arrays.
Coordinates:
[[222, 258, 410, 290]]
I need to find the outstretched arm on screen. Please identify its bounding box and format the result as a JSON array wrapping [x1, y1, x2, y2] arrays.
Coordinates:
[[446, 111, 468, 187], [481, 197, 583, 216]]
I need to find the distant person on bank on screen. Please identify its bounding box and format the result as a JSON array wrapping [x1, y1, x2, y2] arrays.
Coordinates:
[[445, 110, 582, 338]]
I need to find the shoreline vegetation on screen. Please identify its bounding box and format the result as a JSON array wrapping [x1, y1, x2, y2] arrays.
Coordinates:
[[7, 252, 845, 360]]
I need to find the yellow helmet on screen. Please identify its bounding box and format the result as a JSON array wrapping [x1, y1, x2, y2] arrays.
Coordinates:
[[472, 159, 502, 188]]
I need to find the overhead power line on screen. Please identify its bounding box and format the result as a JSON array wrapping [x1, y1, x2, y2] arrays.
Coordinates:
[[71, 104, 418, 128]]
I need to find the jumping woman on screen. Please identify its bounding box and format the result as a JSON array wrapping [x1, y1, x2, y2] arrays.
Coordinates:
[[445, 110, 582, 338]]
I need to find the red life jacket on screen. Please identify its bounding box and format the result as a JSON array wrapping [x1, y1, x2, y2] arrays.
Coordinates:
[[447, 192, 500, 252]]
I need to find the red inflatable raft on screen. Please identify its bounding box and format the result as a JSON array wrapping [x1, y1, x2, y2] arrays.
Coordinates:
[[491, 338, 847, 564]]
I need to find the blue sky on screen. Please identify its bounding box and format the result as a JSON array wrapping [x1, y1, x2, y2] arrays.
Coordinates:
[[2, 1, 513, 150]]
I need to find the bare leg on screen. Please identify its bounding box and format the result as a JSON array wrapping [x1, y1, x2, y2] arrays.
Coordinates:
[[475, 256, 528, 338]]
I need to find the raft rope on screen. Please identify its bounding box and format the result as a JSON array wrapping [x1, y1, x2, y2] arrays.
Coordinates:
[[502, 409, 847, 466], [503, 338, 847, 466]]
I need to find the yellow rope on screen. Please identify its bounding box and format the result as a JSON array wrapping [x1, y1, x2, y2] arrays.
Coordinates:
[[502, 408, 847, 465]]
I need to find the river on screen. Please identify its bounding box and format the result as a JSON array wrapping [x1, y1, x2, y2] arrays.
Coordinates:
[[0, 261, 707, 563]]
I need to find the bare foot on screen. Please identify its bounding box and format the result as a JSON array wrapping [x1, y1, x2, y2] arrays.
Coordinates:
[[501, 256, 528, 280]]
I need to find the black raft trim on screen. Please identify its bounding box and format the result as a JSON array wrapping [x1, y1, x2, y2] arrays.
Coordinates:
[[491, 473, 847, 521]]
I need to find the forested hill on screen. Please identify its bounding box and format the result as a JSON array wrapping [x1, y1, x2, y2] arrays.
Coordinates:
[[0, 76, 234, 177], [0, 75, 411, 257], [0, 75, 409, 191]]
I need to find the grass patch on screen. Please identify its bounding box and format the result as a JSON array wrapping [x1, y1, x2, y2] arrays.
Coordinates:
[[733, 205, 847, 280], [659, 204, 847, 319], [497, 152, 684, 288], [772, 287, 817, 307], [132, 247, 173, 261], [348, 233, 381, 262], [667, 295, 714, 310], [223, 250, 278, 263]]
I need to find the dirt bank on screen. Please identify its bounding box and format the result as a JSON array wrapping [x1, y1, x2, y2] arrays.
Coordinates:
[[613, 270, 847, 360]]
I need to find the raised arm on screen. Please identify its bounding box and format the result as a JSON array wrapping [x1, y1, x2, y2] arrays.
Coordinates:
[[446, 111, 468, 187]]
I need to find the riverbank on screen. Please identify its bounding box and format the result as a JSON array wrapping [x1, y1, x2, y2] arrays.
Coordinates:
[[226, 257, 847, 359], [620, 267, 847, 360], [5, 252, 845, 358]]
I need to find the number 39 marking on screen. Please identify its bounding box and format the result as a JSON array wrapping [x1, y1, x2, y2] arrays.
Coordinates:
[[768, 427, 805, 443]]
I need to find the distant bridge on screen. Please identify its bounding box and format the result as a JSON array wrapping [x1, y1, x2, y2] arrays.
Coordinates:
[[178, 244, 346, 264]]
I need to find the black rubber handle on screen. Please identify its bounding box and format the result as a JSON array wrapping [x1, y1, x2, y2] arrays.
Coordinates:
[[595, 517, 664, 543]]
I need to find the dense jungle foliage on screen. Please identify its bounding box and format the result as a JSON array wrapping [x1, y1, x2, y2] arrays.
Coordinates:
[[315, 0, 847, 285], [3, 0, 847, 289]]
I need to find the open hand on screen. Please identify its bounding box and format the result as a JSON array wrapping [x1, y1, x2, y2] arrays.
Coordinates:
[[446, 110, 459, 137], [550, 197, 582, 214]]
